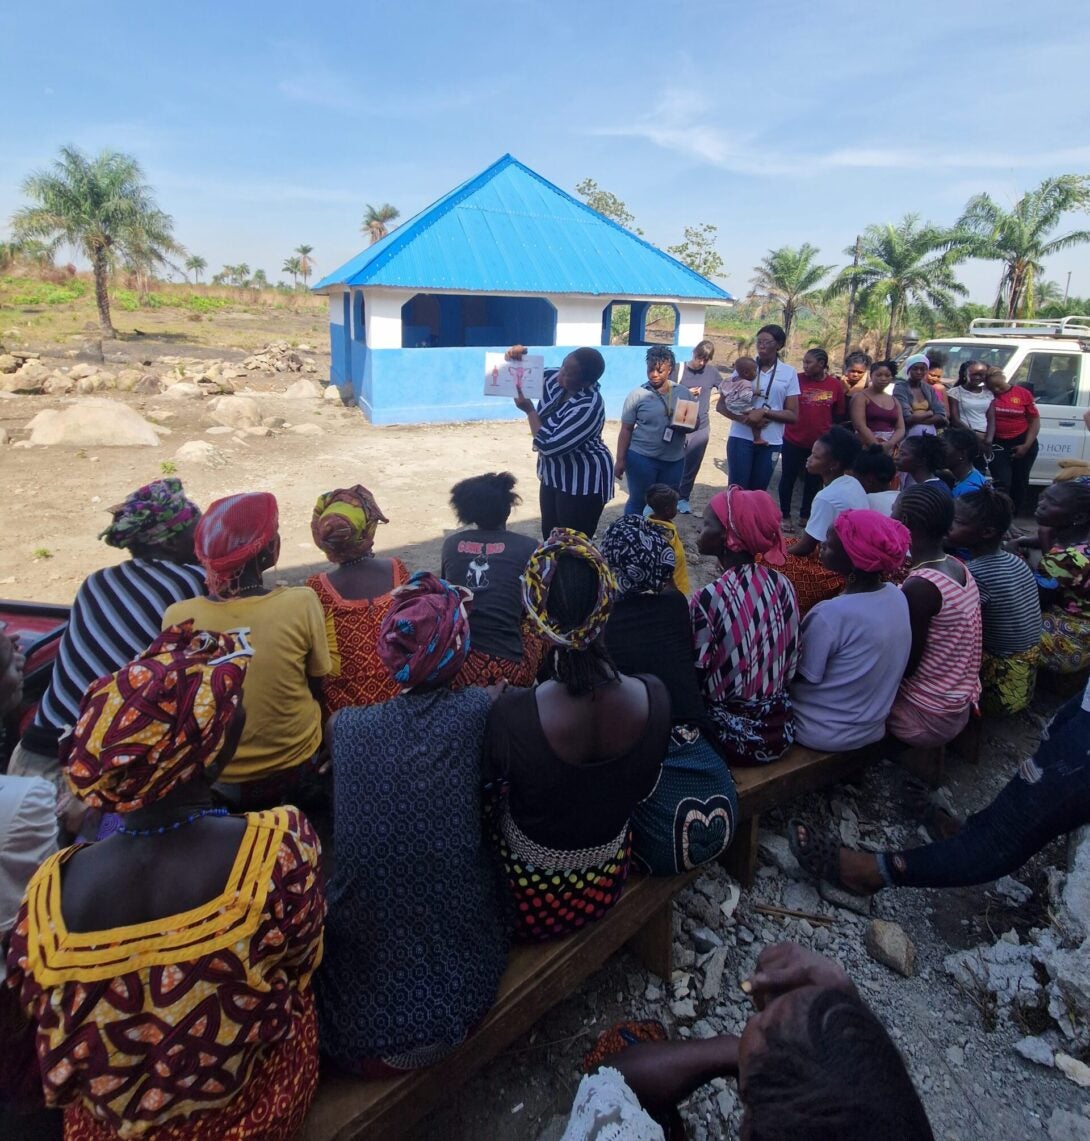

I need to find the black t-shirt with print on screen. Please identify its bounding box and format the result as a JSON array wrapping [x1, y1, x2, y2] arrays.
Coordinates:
[[440, 528, 538, 662]]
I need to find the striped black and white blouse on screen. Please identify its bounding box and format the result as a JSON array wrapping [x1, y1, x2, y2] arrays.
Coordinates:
[[533, 369, 615, 499], [22, 559, 207, 754]]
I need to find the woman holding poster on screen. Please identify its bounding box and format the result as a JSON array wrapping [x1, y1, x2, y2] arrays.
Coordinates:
[[508, 344, 613, 539]]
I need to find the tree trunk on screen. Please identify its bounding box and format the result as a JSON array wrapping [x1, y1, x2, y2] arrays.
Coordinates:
[[783, 302, 794, 341], [885, 297, 899, 360], [92, 248, 115, 338], [843, 235, 861, 367]]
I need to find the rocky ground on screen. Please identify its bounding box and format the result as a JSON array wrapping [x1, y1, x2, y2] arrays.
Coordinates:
[[2, 318, 1089, 1139]]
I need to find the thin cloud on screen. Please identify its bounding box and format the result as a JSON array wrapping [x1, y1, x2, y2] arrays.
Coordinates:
[[595, 88, 1090, 174]]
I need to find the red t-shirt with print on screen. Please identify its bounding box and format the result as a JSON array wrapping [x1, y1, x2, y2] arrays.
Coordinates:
[[784, 375, 847, 449], [992, 385, 1039, 440]]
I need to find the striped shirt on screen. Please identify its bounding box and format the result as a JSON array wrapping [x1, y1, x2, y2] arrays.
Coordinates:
[[898, 564, 982, 715], [533, 370, 614, 499], [968, 550, 1041, 656], [22, 559, 207, 754]]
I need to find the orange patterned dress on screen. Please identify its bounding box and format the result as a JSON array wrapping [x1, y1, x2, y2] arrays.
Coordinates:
[[307, 559, 409, 713], [5, 807, 325, 1140]]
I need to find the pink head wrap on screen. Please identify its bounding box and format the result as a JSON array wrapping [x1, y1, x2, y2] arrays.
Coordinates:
[[708, 487, 787, 567], [832, 510, 911, 574], [195, 492, 279, 596], [378, 572, 472, 690]]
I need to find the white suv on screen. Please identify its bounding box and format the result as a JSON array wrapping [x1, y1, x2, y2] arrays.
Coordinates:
[[918, 316, 1090, 484]]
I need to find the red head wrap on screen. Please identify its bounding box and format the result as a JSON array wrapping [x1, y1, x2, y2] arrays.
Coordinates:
[[708, 487, 787, 567], [378, 572, 472, 690], [832, 509, 911, 574], [195, 492, 279, 596]]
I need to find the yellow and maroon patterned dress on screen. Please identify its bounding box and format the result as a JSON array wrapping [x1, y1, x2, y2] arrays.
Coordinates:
[[5, 807, 324, 1140], [307, 559, 409, 713]]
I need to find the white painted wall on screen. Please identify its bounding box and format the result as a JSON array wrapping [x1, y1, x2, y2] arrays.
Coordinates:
[[328, 292, 345, 325], [677, 304, 707, 347], [549, 296, 604, 345], [363, 288, 414, 349]]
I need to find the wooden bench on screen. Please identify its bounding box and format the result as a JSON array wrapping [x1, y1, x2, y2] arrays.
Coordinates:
[[300, 868, 698, 1141]]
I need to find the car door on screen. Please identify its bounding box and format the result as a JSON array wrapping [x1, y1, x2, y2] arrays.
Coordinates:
[[1010, 349, 1088, 483]]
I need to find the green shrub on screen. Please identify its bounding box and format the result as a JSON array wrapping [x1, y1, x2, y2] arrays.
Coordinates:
[[7, 279, 88, 305]]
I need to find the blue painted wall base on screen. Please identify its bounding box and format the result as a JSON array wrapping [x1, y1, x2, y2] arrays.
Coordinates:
[[339, 344, 701, 425]]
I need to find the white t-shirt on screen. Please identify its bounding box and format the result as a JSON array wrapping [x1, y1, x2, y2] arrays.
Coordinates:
[[948, 386, 994, 432], [867, 489, 900, 517], [805, 475, 870, 541], [728, 360, 801, 446]]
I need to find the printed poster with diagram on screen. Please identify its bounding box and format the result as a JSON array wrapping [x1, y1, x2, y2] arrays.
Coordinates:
[[484, 353, 545, 399]]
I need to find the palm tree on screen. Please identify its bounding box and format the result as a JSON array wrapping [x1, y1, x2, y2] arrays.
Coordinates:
[[282, 255, 302, 288], [361, 203, 400, 245], [12, 146, 179, 337], [750, 244, 834, 340], [185, 254, 207, 284], [294, 244, 314, 288], [826, 215, 967, 359], [251, 268, 268, 289], [957, 176, 1090, 320]]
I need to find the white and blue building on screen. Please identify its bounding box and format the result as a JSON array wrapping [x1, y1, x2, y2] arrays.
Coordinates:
[[313, 154, 732, 425]]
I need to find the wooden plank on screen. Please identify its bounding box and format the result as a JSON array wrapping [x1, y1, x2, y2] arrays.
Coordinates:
[[720, 814, 759, 887], [625, 898, 674, 979], [301, 871, 697, 1141], [732, 746, 864, 817]]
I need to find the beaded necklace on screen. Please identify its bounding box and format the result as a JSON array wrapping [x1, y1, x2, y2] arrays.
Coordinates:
[[116, 806, 229, 837]]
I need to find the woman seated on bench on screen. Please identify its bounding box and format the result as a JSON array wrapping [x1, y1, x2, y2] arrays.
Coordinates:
[[886, 486, 981, 749], [564, 943, 933, 1140], [790, 680, 1090, 904], [5, 626, 326, 1140], [317, 573, 509, 1075], [790, 510, 912, 752], [600, 516, 737, 875], [1021, 478, 1090, 675], [440, 471, 543, 688], [691, 488, 800, 765], [948, 486, 1041, 717], [484, 528, 670, 941], [779, 427, 869, 615]]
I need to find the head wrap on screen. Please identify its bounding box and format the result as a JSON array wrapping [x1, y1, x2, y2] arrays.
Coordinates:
[[599, 516, 676, 598], [904, 353, 930, 372], [100, 478, 200, 550], [62, 623, 251, 812], [195, 492, 279, 596], [311, 484, 389, 563], [521, 528, 617, 649], [708, 487, 787, 567], [832, 510, 912, 574], [377, 572, 472, 689]]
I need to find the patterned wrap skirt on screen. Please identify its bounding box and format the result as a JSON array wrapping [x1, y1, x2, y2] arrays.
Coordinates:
[[707, 691, 794, 766], [980, 646, 1040, 717], [63, 996, 320, 1141], [492, 806, 632, 943], [631, 727, 737, 876], [1040, 611, 1090, 674], [451, 627, 546, 691], [778, 550, 844, 617]]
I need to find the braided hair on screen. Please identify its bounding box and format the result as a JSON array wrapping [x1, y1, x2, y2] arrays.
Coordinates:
[[943, 425, 980, 462], [900, 433, 948, 475], [958, 485, 1013, 540], [955, 358, 985, 388], [805, 347, 830, 370], [544, 555, 620, 696], [1048, 477, 1090, 524], [896, 484, 954, 540]]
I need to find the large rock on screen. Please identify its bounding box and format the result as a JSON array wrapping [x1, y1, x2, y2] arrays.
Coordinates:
[[68, 362, 99, 380], [174, 440, 228, 467], [283, 378, 323, 400], [133, 374, 162, 394], [43, 372, 74, 395], [115, 368, 144, 392], [162, 382, 204, 400], [208, 395, 262, 429], [865, 919, 916, 977], [0, 353, 17, 374], [27, 399, 163, 447], [0, 360, 48, 393], [289, 422, 322, 436]]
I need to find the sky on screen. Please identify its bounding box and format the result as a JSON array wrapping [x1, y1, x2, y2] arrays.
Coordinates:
[[3, 0, 1090, 307]]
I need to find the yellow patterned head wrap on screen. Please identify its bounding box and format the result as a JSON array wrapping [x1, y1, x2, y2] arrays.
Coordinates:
[[62, 623, 252, 812], [521, 528, 617, 650]]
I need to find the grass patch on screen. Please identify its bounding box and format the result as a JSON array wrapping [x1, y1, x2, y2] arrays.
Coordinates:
[[2, 277, 88, 306], [159, 460, 177, 475], [32, 547, 53, 560]]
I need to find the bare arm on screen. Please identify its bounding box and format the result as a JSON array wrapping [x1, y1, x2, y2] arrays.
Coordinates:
[[887, 402, 906, 452], [787, 533, 819, 558], [984, 402, 996, 447], [851, 392, 878, 445], [615, 422, 634, 478], [901, 577, 942, 678]]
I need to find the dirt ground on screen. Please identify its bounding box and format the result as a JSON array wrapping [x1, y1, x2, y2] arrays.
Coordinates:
[[2, 312, 1085, 1140]]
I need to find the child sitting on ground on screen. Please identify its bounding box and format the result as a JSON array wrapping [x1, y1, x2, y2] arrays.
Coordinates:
[[645, 484, 691, 595], [719, 356, 766, 445]]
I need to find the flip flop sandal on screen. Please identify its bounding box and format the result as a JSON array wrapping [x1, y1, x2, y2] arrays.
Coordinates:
[[787, 817, 864, 895]]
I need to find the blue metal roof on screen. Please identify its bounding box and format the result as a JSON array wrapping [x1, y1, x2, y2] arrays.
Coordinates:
[[314, 154, 732, 301]]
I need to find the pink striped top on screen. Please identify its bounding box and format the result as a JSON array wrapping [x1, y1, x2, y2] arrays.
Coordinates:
[[898, 563, 982, 715]]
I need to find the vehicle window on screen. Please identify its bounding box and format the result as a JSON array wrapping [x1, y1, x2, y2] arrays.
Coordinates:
[[1009, 352, 1080, 407], [919, 342, 1015, 379]]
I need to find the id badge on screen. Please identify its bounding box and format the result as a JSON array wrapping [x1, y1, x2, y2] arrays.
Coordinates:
[[662, 427, 674, 443]]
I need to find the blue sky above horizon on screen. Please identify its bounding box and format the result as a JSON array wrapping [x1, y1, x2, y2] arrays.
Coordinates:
[[3, 0, 1090, 308]]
